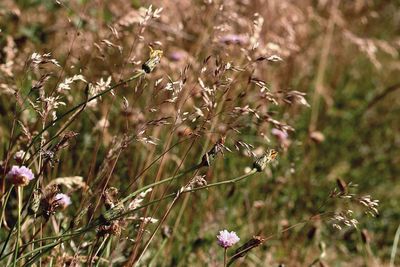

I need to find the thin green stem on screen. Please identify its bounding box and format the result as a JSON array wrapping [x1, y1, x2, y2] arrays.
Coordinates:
[[118, 169, 258, 224], [0, 227, 87, 262], [88, 236, 100, 266], [93, 236, 109, 266], [20, 239, 64, 267], [390, 223, 400, 267], [148, 238, 167, 267], [223, 248, 227, 267], [12, 187, 22, 267], [0, 187, 13, 230], [121, 163, 202, 203], [96, 237, 112, 267]]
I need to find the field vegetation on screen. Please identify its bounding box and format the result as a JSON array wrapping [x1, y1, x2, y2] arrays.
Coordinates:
[[0, 0, 399, 266]]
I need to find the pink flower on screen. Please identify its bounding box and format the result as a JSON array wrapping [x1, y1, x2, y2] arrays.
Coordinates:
[[219, 34, 248, 45], [6, 165, 35, 186], [54, 193, 71, 209], [169, 51, 186, 62], [217, 230, 240, 248], [271, 128, 288, 141]]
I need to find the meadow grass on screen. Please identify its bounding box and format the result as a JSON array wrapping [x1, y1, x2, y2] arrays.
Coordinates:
[[0, 0, 399, 266]]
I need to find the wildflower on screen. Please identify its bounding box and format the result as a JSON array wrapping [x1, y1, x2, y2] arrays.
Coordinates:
[[6, 165, 35, 186], [54, 193, 72, 209], [217, 230, 240, 248], [271, 128, 288, 142], [272, 128, 290, 149], [169, 51, 186, 62], [219, 34, 248, 45]]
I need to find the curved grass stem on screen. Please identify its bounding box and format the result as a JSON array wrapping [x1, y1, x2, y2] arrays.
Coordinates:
[[121, 163, 202, 203], [390, 223, 400, 267], [0, 187, 13, 231]]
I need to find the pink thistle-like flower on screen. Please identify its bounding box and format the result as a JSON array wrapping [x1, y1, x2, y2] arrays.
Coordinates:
[[54, 193, 72, 209], [217, 230, 240, 248], [6, 165, 35, 186], [271, 128, 288, 141]]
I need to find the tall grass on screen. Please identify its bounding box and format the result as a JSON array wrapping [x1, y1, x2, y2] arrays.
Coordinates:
[[0, 0, 398, 266]]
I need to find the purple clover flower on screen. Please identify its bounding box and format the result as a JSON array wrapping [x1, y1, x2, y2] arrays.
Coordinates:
[[6, 165, 35, 186], [217, 230, 240, 248], [54, 193, 72, 209]]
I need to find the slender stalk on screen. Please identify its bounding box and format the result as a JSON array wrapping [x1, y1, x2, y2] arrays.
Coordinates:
[[0, 227, 85, 262], [88, 236, 100, 266], [390, 223, 400, 267], [308, 0, 339, 133], [93, 236, 109, 266], [223, 248, 227, 267], [148, 239, 167, 267], [0, 187, 13, 230], [12, 187, 22, 267], [95, 236, 111, 267], [121, 163, 202, 203], [17, 220, 48, 257], [20, 239, 64, 267]]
